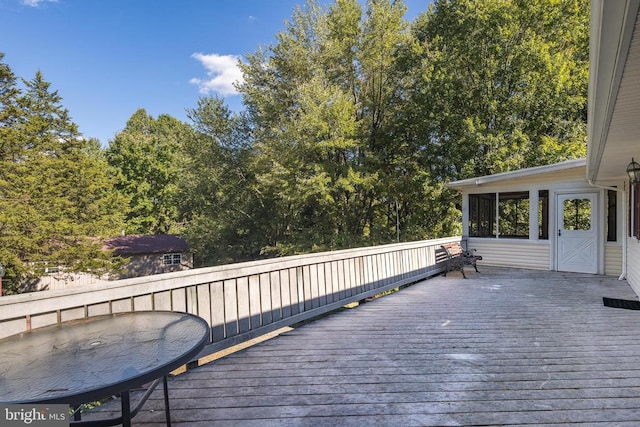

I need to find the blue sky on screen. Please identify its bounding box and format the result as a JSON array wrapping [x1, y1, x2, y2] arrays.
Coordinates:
[[0, 0, 429, 146]]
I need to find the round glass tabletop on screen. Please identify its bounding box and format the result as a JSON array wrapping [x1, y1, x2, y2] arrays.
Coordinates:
[[0, 311, 210, 405]]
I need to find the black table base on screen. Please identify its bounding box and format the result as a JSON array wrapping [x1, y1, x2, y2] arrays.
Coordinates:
[[72, 375, 172, 427]]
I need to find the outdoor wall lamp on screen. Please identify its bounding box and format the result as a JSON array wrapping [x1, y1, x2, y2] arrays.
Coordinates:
[[627, 158, 640, 184]]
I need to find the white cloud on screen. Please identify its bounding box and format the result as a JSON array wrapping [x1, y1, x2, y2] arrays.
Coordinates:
[[190, 53, 244, 96], [21, 0, 57, 7]]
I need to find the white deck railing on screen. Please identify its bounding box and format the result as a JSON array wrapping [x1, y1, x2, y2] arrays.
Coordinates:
[[0, 237, 459, 357]]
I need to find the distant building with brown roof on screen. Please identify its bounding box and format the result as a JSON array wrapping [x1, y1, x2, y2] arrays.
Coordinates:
[[30, 234, 193, 291], [103, 234, 193, 279]]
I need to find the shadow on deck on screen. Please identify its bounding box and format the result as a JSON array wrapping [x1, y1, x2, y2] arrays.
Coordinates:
[[87, 267, 640, 426]]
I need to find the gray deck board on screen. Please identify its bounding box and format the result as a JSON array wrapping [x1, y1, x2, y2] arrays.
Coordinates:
[[85, 267, 640, 426]]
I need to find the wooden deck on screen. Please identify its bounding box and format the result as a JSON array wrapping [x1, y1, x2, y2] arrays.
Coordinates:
[[87, 267, 640, 426]]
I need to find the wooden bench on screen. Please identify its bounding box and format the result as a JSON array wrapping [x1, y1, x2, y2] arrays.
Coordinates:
[[437, 242, 482, 279]]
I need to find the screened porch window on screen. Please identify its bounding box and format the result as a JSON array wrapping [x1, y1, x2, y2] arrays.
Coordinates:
[[469, 193, 496, 237], [470, 190, 549, 239], [498, 192, 530, 238]]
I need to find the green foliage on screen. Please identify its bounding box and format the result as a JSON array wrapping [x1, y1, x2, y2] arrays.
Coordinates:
[[237, 0, 466, 256], [0, 53, 23, 162], [235, 0, 587, 258], [0, 59, 126, 293], [412, 0, 589, 179], [106, 109, 191, 234], [178, 97, 261, 265]]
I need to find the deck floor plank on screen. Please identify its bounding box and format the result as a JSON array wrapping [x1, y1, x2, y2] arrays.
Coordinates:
[[85, 267, 640, 426]]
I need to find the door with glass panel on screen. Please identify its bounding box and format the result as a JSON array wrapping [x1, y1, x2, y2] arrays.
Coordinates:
[[556, 193, 597, 274]]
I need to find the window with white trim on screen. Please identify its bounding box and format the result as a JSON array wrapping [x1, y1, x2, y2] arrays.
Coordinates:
[[163, 253, 182, 266], [469, 193, 496, 237], [469, 191, 535, 239], [498, 191, 530, 239]]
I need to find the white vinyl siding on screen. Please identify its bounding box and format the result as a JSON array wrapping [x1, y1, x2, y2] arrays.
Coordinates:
[[627, 239, 640, 295], [467, 239, 550, 270], [604, 244, 622, 276]]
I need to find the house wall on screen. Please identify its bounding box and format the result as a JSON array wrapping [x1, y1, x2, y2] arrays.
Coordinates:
[[461, 168, 592, 236], [467, 239, 550, 270], [627, 239, 640, 294], [604, 244, 623, 276], [457, 168, 625, 276], [120, 252, 194, 279]]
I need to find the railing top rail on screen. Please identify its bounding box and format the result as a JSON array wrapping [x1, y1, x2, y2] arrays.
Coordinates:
[[0, 236, 460, 321]]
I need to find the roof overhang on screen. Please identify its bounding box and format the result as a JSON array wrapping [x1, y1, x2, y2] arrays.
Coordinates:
[[103, 234, 190, 255], [445, 158, 587, 189], [587, 0, 640, 183]]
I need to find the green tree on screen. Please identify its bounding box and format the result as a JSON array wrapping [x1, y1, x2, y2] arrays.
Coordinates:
[[251, 76, 365, 253], [179, 97, 260, 265], [106, 109, 191, 235], [412, 0, 589, 180], [0, 53, 23, 162], [238, 0, 456, 255], [0, 65, 125, 293]]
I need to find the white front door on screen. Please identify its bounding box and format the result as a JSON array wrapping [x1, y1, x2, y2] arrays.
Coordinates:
[[556, 193, 598, 274]]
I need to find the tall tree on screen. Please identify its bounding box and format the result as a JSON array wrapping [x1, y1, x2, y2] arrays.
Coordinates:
[[412, 0, 589, 180], [0, 53, 23, 161], [0, 65, 125, 293], [238, 0, 458, 255], [106, 109, 191, 234], [179, 97, 259, 265]]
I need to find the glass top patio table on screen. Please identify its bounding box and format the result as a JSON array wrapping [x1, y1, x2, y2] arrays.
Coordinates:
[[0, 311, 209, 408]]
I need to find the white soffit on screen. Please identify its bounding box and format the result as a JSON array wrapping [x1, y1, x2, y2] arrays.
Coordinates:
[[588, 0, 640, 182]]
